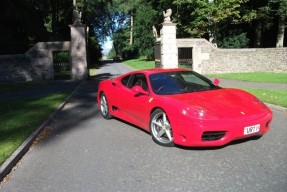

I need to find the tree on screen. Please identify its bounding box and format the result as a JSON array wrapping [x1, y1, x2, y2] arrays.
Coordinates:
[[112, 28, 130, 58], [0, 0, 53, 54], [72, 0, 116, 61], [174, 0, 247, 45], [133, 3, 157, 59], [240, 0, 273, 47], [270, 0, 287, 47], [113, 0, 143, 45], [75, 0, 113, 43], [217, 30, 249, 48]]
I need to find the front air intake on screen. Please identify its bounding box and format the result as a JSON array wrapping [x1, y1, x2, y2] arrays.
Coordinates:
[[202, 131, 226, 141]]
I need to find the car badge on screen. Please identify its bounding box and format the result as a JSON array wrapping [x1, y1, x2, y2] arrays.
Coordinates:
[[241, 111, 245, 115], [149, 98, 154, 103]]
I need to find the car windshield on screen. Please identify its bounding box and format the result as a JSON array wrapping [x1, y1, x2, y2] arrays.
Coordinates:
[[149, 71, 221, 95]]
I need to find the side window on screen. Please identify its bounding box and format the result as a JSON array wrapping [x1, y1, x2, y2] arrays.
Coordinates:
[[182, 74, 209, 86], [129, 73, 149, 91], [121, 75, 132, 87]]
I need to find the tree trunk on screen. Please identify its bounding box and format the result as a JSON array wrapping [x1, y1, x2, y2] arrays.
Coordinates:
[[130, 11, 133, 45], [254, 22, 263, 48], [113, 42, 119, 57], [51, 0, 58, 39], [209, 23, 217, 47], [276, 16, 285, 47]]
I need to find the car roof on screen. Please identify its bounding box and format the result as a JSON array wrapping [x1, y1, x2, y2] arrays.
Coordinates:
[[129, 68, 191, 76]]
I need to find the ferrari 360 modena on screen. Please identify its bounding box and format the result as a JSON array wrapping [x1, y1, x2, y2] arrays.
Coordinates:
[[97, 68, 272, 147]]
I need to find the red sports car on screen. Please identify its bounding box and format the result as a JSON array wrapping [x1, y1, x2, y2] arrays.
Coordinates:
[[97, 68, 272, 147]]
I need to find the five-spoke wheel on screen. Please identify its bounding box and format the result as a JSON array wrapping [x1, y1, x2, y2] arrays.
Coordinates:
[[150, 109, 174, 147], [100, 93, 112, 119]]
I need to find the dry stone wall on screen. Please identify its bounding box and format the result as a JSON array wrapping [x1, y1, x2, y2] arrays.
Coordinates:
[[0, 41, 70, 82], [0, 55, 38, 81], [177, 39, 287, 74]]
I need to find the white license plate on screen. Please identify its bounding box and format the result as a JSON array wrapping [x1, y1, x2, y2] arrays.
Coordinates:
[[244, 124, 260, 135]]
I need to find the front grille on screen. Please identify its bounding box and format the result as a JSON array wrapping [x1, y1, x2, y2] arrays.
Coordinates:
[[202, 131, 226, 141]]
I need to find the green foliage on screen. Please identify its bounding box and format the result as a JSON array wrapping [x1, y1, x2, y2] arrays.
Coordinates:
[[112, 28, 130, 57], [76, 0, 113, 43], [218, 31, 249, 48], [0, 0, 52, 54], [174, 0, 247, 38], [1, 0, 286, 55], [88, 35, 103, 63], [109, 0, 286, 57], [133, 4, 157, 59], [122, 45, 139, 60], [273, 0, 287, 16], [108, 47, 117, 59], [53, 51, 70, 79]]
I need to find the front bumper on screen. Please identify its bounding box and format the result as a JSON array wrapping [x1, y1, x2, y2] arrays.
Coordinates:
[[172, 111, 272, 147]]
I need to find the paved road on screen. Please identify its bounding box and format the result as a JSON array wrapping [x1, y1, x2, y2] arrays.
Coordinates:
[[1, 62, 287, 192]]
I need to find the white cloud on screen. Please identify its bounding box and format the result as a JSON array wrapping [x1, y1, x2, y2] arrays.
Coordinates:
[[102, 39, 113, 55], [103, 40, 113, 49]]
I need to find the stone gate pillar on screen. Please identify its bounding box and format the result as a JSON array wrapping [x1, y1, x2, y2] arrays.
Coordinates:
[[160, 9, 178, 68], [69, 24, 88, 80]]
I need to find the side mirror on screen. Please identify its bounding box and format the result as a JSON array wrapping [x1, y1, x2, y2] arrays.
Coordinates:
[[213, 78, 220, 86], [131, 85, 149, 96], [112, 79, 117, 86]]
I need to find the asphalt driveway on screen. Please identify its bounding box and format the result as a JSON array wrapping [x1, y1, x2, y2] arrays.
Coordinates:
[[1, 62, 286, 192]]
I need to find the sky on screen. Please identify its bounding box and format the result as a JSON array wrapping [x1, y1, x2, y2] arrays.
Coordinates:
[[102, 38, 113, 56]]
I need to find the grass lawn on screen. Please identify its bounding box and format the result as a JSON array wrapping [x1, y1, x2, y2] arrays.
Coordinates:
[[209, 73, 287, 84], [241, 88, 287, 108], [123, 58, 155, 69], [123, 59, 194, 70], [0, 82, 49, 94], [0, 92, 70, 166]]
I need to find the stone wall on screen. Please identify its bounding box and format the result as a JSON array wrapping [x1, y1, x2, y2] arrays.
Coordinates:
[[0, 55, 38, 81], [0, 41, 70, 82], [177, 38, 287, 74]]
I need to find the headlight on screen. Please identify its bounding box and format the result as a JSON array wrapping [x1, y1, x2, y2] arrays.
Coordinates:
[[182, 106, 218, 120]]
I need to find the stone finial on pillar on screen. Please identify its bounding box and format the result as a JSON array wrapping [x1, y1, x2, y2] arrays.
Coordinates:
[[163, 9, 172, 23], [160, 9, 178, 69], [73, 9, 82, 25]]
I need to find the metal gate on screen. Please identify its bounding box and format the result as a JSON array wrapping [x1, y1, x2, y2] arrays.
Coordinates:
[[154, 43, 161, 68], [53, 51, 71, 79], [178, 48, 193, 67]]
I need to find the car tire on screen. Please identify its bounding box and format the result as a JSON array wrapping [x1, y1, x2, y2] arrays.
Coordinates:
[[100, 93, 112, 119], [150, 109, 174, 147]]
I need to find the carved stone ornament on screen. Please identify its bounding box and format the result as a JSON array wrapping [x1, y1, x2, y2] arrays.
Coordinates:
[[152, 26, 161, 42], [163, 9, 172, 23], [73, 9, 82, 25]]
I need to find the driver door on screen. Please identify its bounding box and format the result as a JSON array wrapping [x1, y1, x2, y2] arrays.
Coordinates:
[[119, 73, 150, 127]]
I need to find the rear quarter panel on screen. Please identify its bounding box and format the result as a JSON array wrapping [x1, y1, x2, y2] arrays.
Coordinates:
[[97, 80, 117, 109]]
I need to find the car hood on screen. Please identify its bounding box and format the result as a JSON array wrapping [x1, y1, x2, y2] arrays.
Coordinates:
[[167, 88, 265, 118]]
